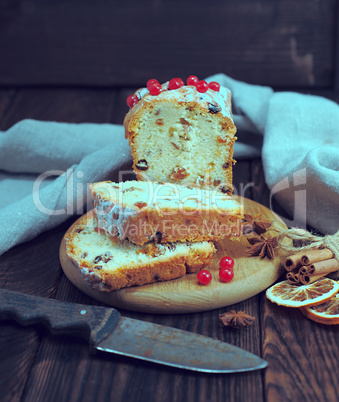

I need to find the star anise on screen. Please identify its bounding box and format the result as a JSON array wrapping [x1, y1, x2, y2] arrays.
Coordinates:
[[219, 310, 255, 329], [242, 213, 272, 235], [246, 234, 278, 259]]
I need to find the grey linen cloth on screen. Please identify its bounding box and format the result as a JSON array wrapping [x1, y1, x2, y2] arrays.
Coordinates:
[[0, 74, 338, 256], [207, 74, 339, 235], [0, 121, 133, 255]]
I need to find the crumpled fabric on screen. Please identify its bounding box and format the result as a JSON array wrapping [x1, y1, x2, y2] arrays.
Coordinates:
[[208, 74, 339, 235], [0, 121, 133, 255]]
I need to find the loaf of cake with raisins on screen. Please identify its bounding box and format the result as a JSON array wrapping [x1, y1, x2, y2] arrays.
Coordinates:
[[90, 180, 243, 246], [123, 78, 237, 195], [64, 211, 216, 291]]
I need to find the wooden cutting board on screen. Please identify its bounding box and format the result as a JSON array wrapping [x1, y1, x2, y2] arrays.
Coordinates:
[[60, 197, 289, 314]]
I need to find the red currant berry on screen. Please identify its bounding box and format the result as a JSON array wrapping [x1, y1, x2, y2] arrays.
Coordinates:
[[168, 78, 185, 90], [148, 82, 162, 96], [196, 80, 208, 93], [219, 268, 234, 283], [219, 256, 234, 270], [208, 81, 220, 92], [197, 269, 212, 285], [187, 75, 199, 86], [178, 78, 185, 87], [126, 94, 139, 108], [147, 79, 159, 89]]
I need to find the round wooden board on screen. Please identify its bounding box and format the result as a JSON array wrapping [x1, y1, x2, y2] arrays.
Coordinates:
[[60, 197, 288, 314]]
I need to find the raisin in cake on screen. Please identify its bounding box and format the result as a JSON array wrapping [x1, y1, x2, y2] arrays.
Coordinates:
[[90, 180, 243, 246], [123, 78, 237, 194], [65, 211, 216, 292]]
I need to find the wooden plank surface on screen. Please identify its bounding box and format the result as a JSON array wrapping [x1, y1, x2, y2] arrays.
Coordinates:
[[0, 86, 338, 402], [0, 0, 336, 88], [262, 297, 339, 402], [0, 87, 119, 130], [0, 217, 70, 401]]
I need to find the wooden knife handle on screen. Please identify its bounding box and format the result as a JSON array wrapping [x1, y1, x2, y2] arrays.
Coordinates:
[[0, 288, 121, 344]]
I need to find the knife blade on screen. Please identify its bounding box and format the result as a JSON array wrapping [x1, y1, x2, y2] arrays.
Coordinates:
[[0, 288, 267, 373]]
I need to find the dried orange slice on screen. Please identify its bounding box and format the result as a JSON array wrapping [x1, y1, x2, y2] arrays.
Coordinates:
[[300, 293, 339, 325], [266, 278, 339, 308]]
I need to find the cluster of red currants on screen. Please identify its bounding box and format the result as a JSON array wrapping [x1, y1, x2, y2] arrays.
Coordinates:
[[126, 75, 220, 108], [197, 256, 234, 285]]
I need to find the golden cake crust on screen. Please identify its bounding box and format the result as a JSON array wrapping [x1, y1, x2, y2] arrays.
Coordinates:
[[64, 212, 216, 292], [90, 181, 243, 246]]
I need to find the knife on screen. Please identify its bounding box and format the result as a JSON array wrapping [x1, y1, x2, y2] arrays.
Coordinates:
[[0, 288, 267, 373]]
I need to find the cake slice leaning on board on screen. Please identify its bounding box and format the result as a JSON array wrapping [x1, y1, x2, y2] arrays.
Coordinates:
[[64, 212, 216, 292], [90, 180, 243, 246]]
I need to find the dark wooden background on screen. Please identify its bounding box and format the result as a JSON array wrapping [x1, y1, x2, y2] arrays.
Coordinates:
[[1, 1, 339, 402], [0, 0, 338, 90]]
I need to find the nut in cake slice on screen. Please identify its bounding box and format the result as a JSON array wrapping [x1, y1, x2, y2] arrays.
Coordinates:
[[65, 212, 216, 292], [90, 180, 243, 245]]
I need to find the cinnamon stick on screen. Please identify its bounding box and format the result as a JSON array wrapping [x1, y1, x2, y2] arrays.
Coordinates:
[[300, 273, 329, 285], [299, 259, 339, 285], [286, 271, 301, 285], [284, 251, 305, 271], [300, 248, 334, 265], [299, 258, 339, 276]]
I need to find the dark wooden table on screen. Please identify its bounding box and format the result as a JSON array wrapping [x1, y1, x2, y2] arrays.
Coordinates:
[[0, 86, 338, 402]]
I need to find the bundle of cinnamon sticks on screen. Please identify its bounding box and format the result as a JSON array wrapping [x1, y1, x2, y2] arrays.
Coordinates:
[[284, 248, 339, 285]]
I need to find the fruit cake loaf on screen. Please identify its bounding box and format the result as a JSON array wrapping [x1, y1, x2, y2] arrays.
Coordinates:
[[123, 76, 237, 195], [64, 211, 216, 292], [90, 180, 243, 246]]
